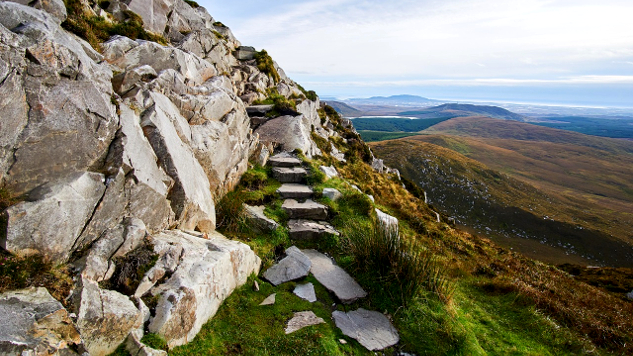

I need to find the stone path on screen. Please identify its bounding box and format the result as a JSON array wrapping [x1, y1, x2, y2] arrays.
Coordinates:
[[258, 153, 399, 350]]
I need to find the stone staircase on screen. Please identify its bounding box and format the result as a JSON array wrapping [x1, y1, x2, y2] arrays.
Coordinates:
[[257, 153, 399, 351]]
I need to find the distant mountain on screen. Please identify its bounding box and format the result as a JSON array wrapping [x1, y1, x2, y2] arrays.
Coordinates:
[[323, 100, 364, 117], [400, 103, 529, 122], [345, 94, 439, 106]]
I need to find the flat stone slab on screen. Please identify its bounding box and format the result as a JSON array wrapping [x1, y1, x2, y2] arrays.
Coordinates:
[[332, 308, 400, 351], [289, 219, 339, 240], [301, 249, 367, 303], [243, 204, 280, 232], [285, 311, 325, 334], [282, 200, 328, 220], [246, 104, 273, 116], [259, 293, 276, 306], [277, 184, 313, 199], [322, 188, 342, 201], [262, 246, 311, 286], [293, 283, 317, 302], [269, 156, 302, 168], [272, 167, 308, 183]]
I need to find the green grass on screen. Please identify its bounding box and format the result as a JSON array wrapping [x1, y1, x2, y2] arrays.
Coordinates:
[[170, 275, 370, 356], [254, 50, 281, 84], [351, 117, 453, 132]]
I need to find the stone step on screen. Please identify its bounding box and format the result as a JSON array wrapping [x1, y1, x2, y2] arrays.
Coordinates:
[[288, 219, 339, 240], [272, 167, 307, 183], [269, 156, 303, 168], [282, 200, 328, 220], [277, 184, 313, 199], [301, 249, 367, 304]]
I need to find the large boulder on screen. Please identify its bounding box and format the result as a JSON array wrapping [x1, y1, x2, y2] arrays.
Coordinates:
[[2, 172, 106, 262], [0, 2, 118, 195], [75, 278, 144, 356], [0, 287, 83, 355], [254, 115, 322, 157], [145, 230, 260, 347], [124, 0, 174, 34]]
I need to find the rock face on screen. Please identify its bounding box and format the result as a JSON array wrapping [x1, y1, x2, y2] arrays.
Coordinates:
[[262, 246, 312, 286], [302, 249, 367, 304], [255, 115, 323, 157], [146, 230, 260, 347], [376, 208, 399, 236], [0, 287, 83, 355], [3, 172, 106, 262], [332, 308, 400, 351]]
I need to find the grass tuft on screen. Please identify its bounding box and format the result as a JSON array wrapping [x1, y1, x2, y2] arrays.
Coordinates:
[[253, 49, 281, 84]]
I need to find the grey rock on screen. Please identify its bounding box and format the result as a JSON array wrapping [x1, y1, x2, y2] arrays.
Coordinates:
[[0, 287, 83, 355], [75, 278, 143, 356], [277, 183, 313, 199], [375, 208, 399, 236], [627, 290, 633, 300], [259, 293, 276, 306], [243, 204, 280, 232], [285, 311, 325, 334], [293, 283, 317, 303], [7, 0, 67, 24], [3, 172, 105, 263], [332, 308, 399, 351], [272, 167, 308, 183], [262, 246, 311, 286], [288, 219, 339, 240], [268, 155, 302, 167], [372, 158, 386, 173], [302, 249, 367, 304], [246, 104, 274, 116], [367, 194, 375, 203], [80, 218, 147, 282], [322, 188, 342, 201], [319, 165, 339, 179], [331, 143, 347, 162], [282, 199, 328, 220], [141, 92, 215, 232], [147, 230, 261, 348], [112, 64, 157, 96], [235, 46, 256, 60]]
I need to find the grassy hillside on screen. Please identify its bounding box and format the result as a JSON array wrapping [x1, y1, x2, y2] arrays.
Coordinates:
[[356, 130, 421, 142], [532, 116, 633, 139], [323, 100, 364, 117]]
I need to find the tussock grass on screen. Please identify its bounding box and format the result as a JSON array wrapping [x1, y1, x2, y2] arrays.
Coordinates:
[[342, 223, 455, 306], [253, 50, 280, 84]]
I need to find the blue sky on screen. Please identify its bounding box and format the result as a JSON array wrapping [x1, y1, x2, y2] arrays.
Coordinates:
[[199, 0, 633, 107]]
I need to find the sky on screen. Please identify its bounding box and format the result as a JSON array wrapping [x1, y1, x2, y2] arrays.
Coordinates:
[[199, 0, 633, 107]]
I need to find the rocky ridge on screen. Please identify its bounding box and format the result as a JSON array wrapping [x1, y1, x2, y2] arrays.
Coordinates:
[[0, 0, 356, 354]]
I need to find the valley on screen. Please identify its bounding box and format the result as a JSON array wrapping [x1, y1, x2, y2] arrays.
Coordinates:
[[340, 100, 633, 268]]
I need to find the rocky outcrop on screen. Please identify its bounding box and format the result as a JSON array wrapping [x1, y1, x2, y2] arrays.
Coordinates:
[[0, 0, 339, 352]]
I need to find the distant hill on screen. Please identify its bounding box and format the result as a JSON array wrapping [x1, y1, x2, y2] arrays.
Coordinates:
[[400, 103, 529, 122], [345, 94, 438, 106], [351, 117, 453, 132], [323, 100, 364, 117], [370, 116, 633, 267]]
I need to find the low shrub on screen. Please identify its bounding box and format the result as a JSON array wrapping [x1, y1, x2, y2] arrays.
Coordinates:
[[253, 50, 281, 83]]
